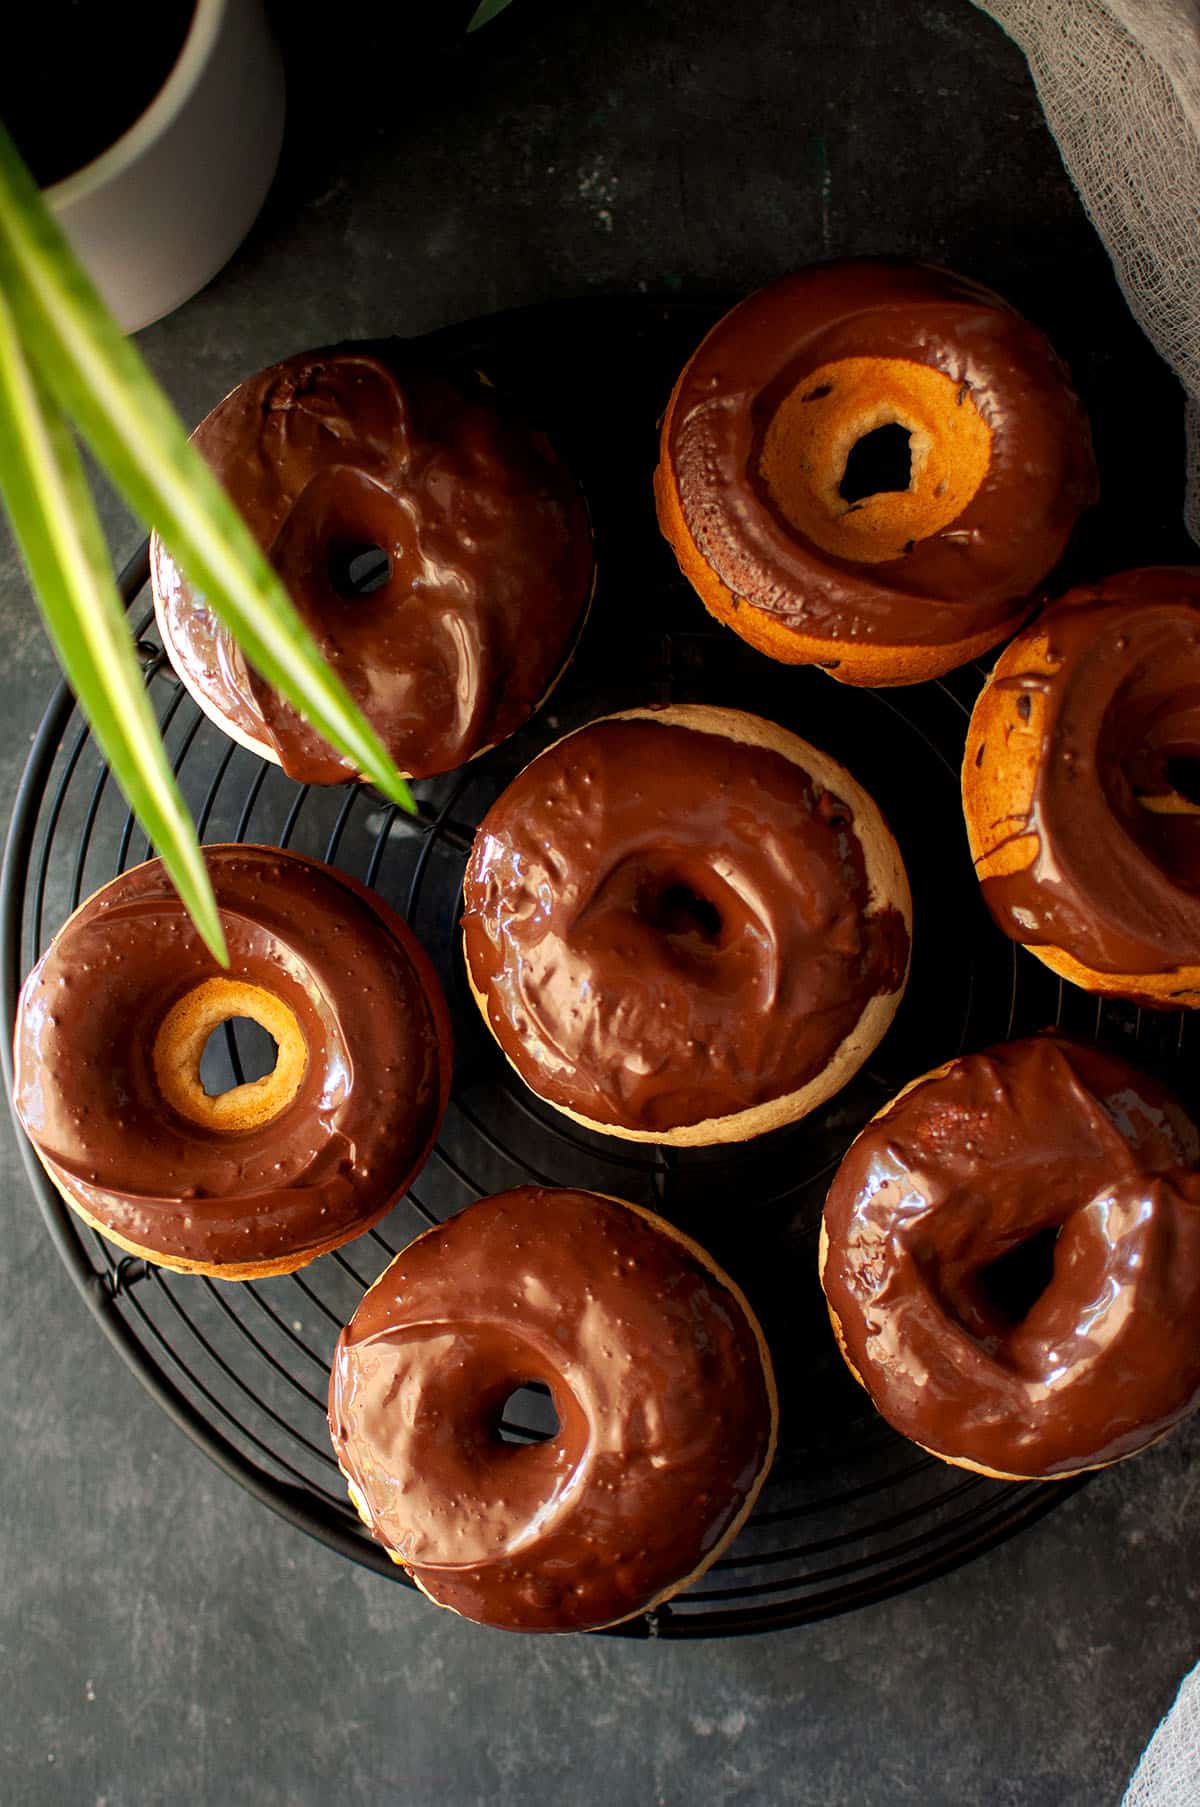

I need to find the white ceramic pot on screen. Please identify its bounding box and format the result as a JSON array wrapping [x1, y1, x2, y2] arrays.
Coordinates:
[[44, 0, 285, 334]]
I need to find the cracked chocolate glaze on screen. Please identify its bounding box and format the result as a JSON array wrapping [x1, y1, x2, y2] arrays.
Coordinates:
[[328, 1186, 776, 1631], [12, 847, 449, 1269], [973, 568, 1200, 978], [821, 1037, 1200, 1478], [663, 260, 1096, 644], [461, 712, 910, 1133], [152, 346, 594, 781]]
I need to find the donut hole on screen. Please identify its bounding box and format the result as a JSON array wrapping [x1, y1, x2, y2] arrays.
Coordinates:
[[327, 540, 392, 599], [497, 1382, 560, 1445], [979, 1227, 1060, 1325], [636, 878, 723, 946], [199, 1017, 279, 1097], [1118, 724, 1200, 887], [1167, 757, 1200, 807], [838, 423, 913, 504]]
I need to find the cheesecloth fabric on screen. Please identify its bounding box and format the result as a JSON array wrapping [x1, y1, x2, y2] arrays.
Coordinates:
[[973, 0, 1200, 544], [1122, 1663, 1200, 1806]]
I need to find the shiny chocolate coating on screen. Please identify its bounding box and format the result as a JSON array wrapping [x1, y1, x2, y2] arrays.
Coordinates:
[[821, 1037, 1200, 1478], [152, 347, 594, 781], [12, 848, 448, 1269], [461, 713, 910, 1133], [975, 568, 1200, 977], [664, 260, 1096, 645], [328, 1186, 776, 1631]]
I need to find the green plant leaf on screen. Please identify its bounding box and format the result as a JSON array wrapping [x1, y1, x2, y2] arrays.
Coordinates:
[[0, 290, 228, 963], [0, 121, 415, 816], [467, 0, 516, 30]]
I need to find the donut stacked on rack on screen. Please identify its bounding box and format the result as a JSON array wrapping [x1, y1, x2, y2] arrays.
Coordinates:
[[12, 847, 452, 1278], [655, 260, 1097, 685], [329, 1186, 778, 1632], [11, 262, 1200, 1635], [461, 703, 912, 1145], [151, 343, 596, 782], [963, 566, 1200, 1006]]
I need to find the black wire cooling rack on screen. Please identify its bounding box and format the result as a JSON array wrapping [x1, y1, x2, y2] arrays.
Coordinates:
[[4, 297, 1193, 1639]]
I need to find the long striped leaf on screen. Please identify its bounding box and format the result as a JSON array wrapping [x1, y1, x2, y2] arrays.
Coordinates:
[[0, 122, 415, 814], [0, 291, 228, 963], [468, 0, 516, 29]]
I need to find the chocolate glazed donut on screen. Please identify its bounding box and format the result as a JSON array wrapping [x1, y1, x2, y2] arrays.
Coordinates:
[[964, 567, 1200, 1006], [12, 847, 451, 1278], [656, 260, 1096, 686], [461, 704, 911, 1145], [151, 345, 595, 781], [820, 1038, 1200, 1480], [328, 1186, 778, 1632]]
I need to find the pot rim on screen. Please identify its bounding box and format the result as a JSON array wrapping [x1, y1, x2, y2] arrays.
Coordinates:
[[43, 0, 226, 206]]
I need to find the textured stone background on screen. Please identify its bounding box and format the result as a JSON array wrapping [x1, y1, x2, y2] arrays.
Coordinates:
[[1, 3, 1196, 1802]]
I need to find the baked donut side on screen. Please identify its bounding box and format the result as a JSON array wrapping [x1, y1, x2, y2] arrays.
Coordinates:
[[963, 567, 1200, 1007], [12, 848, 452, 1280], [461, 704, 912, 1147], [655, 417, 1019, 688], [328, 1186, 778, 1632], [819, 1037, 1200, 1481], [655, 260, 1096, 686], [151, 345, 595, 783]]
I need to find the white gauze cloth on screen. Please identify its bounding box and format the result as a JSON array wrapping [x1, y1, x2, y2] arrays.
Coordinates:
[[1122, 1663, 1200, 1806], [972, 0, 1200, 544]]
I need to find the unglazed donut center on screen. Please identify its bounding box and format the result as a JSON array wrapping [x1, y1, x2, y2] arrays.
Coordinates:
[[756, 356, 993, 565], [152, 978, 308, 1133]]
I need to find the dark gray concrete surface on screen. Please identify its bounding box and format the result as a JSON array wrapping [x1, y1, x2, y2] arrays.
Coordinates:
[[2, 3, 1198, 1802]]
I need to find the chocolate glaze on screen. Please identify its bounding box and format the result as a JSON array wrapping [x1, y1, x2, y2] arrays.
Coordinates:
[[328, 1186, 775, 1631], [152, 347, 594, 781], [664, 260, 1096, 644], [12, 848, 448, 1268], [461, 714, 910, 1133], [975, 568, 1200, 978], [821, 1037, 1200, 1477]]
